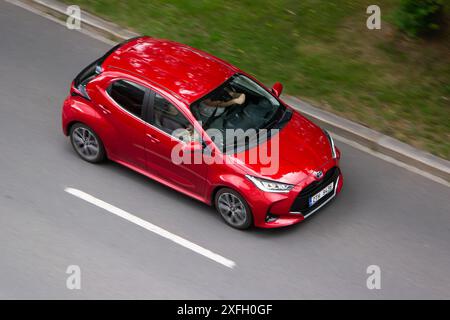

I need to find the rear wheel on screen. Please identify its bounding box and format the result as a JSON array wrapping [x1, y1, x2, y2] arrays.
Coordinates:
[[215, 188, 253, 229], [70, 123, 106, 163]]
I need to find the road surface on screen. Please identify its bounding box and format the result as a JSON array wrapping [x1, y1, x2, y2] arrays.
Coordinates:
[[0, 0, 449, 299]]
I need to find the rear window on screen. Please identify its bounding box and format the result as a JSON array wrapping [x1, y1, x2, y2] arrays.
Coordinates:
[[107, 80, 146, 117], [74, 59, 101, 88]]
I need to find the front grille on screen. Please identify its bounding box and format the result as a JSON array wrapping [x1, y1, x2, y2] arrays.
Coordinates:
[[290, 167, 340, 215]]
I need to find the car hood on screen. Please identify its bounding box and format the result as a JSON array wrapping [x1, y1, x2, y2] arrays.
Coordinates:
[[231, 110, 333, 185]]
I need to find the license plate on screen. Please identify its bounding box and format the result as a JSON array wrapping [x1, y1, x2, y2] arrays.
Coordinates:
[[309, 182, 334, 207]]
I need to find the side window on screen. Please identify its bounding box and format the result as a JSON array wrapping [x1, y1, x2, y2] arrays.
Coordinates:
[[108, 80, 146, 118], [151, 93, 193, 140]]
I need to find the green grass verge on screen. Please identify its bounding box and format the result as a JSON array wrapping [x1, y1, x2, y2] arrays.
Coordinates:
[[63, 0, 450, 159]]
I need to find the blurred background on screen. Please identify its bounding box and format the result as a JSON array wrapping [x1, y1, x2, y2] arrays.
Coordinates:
[[1, 0, 450, 299], [62, 0, 449, 159]]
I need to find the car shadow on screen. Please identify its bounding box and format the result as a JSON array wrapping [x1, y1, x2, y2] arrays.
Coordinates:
[[100, 160, 220, 219], [93, 159, 344, 236]]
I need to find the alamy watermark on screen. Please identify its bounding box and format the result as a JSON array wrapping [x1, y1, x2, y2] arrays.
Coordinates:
[[366, 265, 381, 290], [170, 127, 281, 176], [66, 5, 81, 30], [66, 265, 81, 290], [367, 5, 381, 30]]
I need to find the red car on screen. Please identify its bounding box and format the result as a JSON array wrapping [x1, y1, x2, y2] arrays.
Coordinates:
[[62, 36, 343, 229]]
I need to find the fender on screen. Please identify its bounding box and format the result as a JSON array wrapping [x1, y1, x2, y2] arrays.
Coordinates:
[[62, 96, 114, 156]]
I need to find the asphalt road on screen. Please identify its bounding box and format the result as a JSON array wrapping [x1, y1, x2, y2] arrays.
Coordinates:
[[1, 0, 449, 299]]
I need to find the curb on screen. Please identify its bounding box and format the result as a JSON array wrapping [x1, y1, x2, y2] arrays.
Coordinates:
[[283, 97, 450, 182], [15, 0, 450, 183]]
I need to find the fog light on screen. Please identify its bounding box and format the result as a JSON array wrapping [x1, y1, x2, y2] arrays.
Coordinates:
[[266, 213, 278, 223]]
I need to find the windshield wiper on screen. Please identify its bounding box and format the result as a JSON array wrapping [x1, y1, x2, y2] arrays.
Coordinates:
[[264, 106, 287, 129], [277, 108, 292, 127]]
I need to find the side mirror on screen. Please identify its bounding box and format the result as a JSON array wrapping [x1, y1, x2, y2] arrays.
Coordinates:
[[271, 82, 283, 97], [181, 141, 203, 154]]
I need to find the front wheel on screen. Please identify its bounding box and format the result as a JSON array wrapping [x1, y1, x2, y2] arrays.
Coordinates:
[[70, 123, 106, 163], [215, 188, 253, 229]]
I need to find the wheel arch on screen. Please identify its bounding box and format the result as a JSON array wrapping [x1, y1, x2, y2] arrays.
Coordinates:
[[66, 120, 111, 159], [211, 185, 228, 208], [65, 120, 79, 136], [63, 96, 114, 150], [209, 174, 251, 207]]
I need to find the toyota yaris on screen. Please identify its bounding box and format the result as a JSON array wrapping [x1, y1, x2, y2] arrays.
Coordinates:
[[62, 36, 343, 229]]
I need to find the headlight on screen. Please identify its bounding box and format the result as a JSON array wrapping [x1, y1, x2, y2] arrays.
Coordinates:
[[323, 130, 337, 159], [246, 175, 294, 193]]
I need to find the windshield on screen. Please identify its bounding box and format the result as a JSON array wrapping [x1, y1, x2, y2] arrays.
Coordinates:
[[191, 74, 284, 132], [191, 74, 289, 152]]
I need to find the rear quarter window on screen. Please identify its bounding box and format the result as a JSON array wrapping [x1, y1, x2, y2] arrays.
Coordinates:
[[107, 80, 146, 117]]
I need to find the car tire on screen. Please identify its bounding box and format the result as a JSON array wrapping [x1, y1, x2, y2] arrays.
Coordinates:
[[70, 123, 106, 163], [215, 188, 253, 229]]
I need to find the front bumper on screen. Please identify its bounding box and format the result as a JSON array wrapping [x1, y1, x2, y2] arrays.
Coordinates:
[[250, 167, 344, 228]]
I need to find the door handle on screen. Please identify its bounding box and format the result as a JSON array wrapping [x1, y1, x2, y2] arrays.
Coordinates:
[[146, 133, 160, 143], [99, 104, 111, 115]]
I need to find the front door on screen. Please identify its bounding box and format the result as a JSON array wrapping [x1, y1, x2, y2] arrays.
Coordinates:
[[143, 92, 208, 198]]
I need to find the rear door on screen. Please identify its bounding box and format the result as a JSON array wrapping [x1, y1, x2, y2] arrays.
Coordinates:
[[97, 79, 150, 169]]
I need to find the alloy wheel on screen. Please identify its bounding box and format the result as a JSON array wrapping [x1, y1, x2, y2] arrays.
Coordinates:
[[217, 192, 248, 228], [72, 127, 100, 161]]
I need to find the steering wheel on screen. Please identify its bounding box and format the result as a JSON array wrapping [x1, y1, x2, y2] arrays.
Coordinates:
[[223, 103, 241, 118], [223, 105, 245, 129]]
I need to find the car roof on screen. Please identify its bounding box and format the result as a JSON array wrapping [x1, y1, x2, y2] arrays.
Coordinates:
[[102, 36, 239, 104]]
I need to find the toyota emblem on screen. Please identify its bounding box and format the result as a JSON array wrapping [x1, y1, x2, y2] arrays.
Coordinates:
[[314, 171, 323, 179]]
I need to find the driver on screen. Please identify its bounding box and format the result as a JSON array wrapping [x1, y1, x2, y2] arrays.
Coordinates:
[[198, 87, 246, 119]]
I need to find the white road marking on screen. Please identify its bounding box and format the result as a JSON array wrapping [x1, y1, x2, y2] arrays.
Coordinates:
[[64, 187, 236, 269]]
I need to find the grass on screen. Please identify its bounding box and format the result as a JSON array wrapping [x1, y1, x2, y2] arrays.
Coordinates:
[[63, 0, 450, 159]]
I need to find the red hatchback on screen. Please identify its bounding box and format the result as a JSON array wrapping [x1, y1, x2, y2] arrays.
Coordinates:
[[62, 36, 343, 229]]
